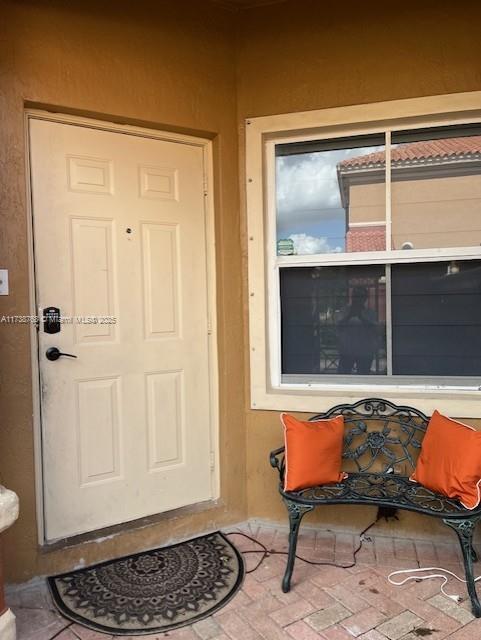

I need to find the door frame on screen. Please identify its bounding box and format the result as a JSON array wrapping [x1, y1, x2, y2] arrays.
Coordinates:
[[25, 109, 220, 545]]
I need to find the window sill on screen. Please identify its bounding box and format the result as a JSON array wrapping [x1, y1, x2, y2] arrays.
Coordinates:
[[251, 383, 481, 418]]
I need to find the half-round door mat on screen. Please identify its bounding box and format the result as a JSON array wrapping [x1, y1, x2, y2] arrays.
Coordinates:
[[48, 531, 244, 636]]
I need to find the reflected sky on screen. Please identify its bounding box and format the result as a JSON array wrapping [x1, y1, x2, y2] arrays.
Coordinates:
[[276, 145, 384, 254]]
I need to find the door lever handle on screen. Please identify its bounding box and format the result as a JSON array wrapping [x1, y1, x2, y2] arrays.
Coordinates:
[[46, 347, 78, 361]]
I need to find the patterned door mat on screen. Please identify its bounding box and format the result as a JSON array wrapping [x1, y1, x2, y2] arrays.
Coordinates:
[[48, 531, 244, 636]]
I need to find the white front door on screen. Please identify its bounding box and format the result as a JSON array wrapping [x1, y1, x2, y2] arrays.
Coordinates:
[[29, 118, 216, 541]]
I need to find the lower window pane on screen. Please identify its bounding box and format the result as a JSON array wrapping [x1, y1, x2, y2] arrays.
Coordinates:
[[280, 265, 387, 375], [392, 260, 481, 376]]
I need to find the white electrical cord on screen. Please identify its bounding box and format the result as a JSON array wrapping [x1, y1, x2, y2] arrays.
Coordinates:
[[388, 567, 481, 603]]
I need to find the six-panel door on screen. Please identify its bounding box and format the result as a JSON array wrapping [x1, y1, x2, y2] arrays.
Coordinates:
[[29, 119, 215, 541]]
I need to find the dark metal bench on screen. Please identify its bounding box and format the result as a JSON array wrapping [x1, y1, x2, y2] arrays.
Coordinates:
[[269, 398, 481, 617]]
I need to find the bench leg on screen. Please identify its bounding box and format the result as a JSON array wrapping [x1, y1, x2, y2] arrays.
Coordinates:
[[443, 517, 481, 618], [282, 499, 314, 593]]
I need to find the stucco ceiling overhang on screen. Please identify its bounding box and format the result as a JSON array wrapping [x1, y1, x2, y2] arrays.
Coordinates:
[[209, 0, 287, 9]]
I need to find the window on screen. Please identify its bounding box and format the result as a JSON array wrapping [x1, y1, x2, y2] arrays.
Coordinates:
[[276, 125, 481, 384], [246, 92, 481, 412]]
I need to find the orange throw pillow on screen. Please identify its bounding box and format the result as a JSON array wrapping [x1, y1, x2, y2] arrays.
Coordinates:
[[410, 410, 481, 510], [281, 413, 347, 492]]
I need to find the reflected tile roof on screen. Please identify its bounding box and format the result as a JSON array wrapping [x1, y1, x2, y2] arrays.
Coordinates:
[[346, 226, 386, 252], [339, 136, 481, 170]]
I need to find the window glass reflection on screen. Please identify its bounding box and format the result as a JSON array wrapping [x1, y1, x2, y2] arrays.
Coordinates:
[[392, 260, 481, 375], [391, 128, 481, 250], [276, 136, 385, 255], [280, 265, 387, 375]]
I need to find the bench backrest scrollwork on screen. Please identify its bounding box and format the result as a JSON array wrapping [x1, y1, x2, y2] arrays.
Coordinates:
[[310, 398, 429, 476]]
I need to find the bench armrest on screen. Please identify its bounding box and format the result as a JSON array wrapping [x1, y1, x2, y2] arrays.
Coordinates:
[[269, 446, 285, 483]]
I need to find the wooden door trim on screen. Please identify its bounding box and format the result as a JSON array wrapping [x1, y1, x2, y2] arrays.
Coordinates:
[[24, 109, 219, 546]]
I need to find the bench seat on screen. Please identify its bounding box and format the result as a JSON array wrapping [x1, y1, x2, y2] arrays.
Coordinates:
[[274, 466, 481, 518]]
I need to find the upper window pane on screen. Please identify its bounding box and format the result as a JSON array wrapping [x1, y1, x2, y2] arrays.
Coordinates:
[[391, 125, 481, 250], [275, 135, 385, 256]]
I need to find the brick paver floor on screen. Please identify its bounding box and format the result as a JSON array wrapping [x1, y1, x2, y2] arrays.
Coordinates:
[[6, 521, 481, 640]]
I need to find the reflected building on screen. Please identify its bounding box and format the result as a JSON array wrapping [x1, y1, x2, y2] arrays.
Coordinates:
[[338, 136, 481, 252]]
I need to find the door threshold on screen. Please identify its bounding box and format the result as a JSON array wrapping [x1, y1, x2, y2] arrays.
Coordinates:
[[40, 498, 223, 553]]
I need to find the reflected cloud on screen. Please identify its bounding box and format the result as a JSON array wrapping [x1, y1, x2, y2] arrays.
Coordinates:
[[288, 233, 342, 255], [277, 153, 342, 216]]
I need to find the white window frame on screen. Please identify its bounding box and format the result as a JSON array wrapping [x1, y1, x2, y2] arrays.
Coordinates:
[[246, 91, 481, 416]]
